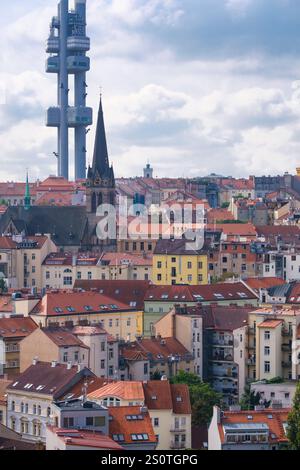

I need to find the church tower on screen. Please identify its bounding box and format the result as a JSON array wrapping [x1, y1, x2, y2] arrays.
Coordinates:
[[86, 96, 115, 212], [86, 96, 116, 249]]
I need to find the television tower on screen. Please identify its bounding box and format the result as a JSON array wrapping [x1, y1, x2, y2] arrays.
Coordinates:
[[46, 0, 93, 180]]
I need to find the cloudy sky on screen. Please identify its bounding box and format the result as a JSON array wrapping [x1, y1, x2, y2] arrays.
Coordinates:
[[1, 0, 300, 181]]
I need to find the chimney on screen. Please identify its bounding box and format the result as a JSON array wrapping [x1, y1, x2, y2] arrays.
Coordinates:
[[67, 361, 72, 370], [51, 360, 58, 368], [32, 357, 38, 366], [77, 364, 82, 373]]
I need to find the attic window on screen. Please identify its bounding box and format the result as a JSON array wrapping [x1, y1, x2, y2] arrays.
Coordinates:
[[24, 384, 33, 389], [268, 414, 273, 419], [176, 397, 182, 402], [161, 294, 169, 299], [247, 415, 253, 420], [84, 305, 93, 311], [152, 395, 157, 400], [54, 307, 63, 313], [130, 301, 137, 307], [238, 292, 247, 298], [112, 434, 125, 442], [66, 306, 75, 312], [36, 385, 45, 391], [12, 381, 19, 387]]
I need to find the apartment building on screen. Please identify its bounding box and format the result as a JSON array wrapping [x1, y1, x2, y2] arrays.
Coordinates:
[[208, 406, 289, 450], [247, 307, 300, 382], [87, 379, 192, 451], [0, 235, 57, 290], [155, 304, 251, 401], [6, 361, 95, 442], [14, 291, 143, 341], [20, 326, 118, 379], [42, 252, 152, 289], [208, 240, 257, 280], [153, 239, 208, 286], [0, 317, 38, 378], [144, 282, 258, 337], [119, 336, 193, 381]]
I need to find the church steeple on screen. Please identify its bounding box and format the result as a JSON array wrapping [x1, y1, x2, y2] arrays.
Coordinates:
[[87, 96, 114, 185], [86, 96, 116, 215], [24, 171, 31, 211]]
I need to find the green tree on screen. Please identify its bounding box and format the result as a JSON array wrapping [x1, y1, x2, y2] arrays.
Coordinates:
[[240, 385, 271, 410], [151, 370, 162, 380], [287, 382, 300, 450], [171, 371, 222, 426]]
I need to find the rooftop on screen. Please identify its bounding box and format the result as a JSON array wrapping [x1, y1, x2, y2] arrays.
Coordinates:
[[109, 406, 156, 445], [47, 426, 123, 450]]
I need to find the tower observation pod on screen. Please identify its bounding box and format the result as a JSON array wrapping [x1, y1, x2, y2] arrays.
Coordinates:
[[46, 0, 93, 180]]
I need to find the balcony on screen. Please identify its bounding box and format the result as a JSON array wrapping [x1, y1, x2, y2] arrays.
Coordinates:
[[247, 358, 256, 366], [282, 329, 292, 337], [282, 361, 292, 368], [46, 56, 59, 73], [170, 442, 186, 450], [170, 427, 186, 433], [281, 344, 292, 352]]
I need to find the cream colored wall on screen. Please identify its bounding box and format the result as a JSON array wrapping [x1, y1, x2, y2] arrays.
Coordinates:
[[42, 263, 152, 288], [233, 326, 247, 398], [149, 410, 192, 450], [20, 329, 59, 372], [30, 310, 143, 341]]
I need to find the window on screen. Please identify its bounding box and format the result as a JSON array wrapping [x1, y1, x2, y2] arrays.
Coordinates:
[[264, 331, 270, 340], [63, 352, 68, 362], [157, 274, 162, 281], [144, 363, 148, 375], [108, 349, 114, 360], [154, 418, 159, 427], [264, 361, 271, 373], [88, 272, 92, 280], [264, 346, 270, 356], [46, 271, 50, 280], [11, 401, 15, 411], [77, 272, 82, 280], [101, 359, 105, 369], [63, 276, 73, 286], [95, 416, 105, 427], [101, 342, 106, 352], [63, 417, 74, 428], [187, 261, 192, 269], [188, 275, 192, 282], [74, 351, 79, 362], [157, 261, 162, 269], [38, 405, 41, 416], [32, 266, 36, 273]]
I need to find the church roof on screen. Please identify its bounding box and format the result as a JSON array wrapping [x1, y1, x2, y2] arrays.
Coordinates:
[[88, 98, 114, 183], [0, 206, 88, 247]]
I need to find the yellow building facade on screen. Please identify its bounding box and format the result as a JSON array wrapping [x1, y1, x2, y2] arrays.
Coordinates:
[[153, 253, 208, 285]]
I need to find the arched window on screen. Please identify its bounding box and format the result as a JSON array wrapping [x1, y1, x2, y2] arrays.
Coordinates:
[[11, 401, 15, 411], [64, 268, 72, 274], [21, 419, 29, 434], [25, 403, 29, 413]]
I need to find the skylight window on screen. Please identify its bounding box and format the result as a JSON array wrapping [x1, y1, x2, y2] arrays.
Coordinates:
[[84, 305, 93, 311], [54, 307, 63, 313]]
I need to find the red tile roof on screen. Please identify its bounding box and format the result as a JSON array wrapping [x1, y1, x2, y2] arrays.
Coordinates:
[[30, 291, 134, 317], [73, 280, 151, 310], [143, 381, 191, 414], [7, 361, 93, 399], [145, 282, 257, 302], [42, 328, 89, 348], [121, 337, 190, 361], [257, 320, 283, 329], [0, 236, 49, 250], [218, 408, 289, 444], [0, 317, 37, 339], [48, 426, 123, 450], [244, 277, 286, 292], [109, 406, 157, 445], [88, 381, 144, 401]]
